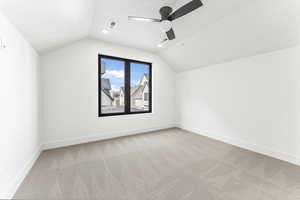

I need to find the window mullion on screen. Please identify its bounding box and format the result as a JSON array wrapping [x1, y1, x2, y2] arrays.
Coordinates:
[[124, 60, 131, 114]]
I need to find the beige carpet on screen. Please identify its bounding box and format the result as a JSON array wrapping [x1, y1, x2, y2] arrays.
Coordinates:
[[14, 128, 300, 199]]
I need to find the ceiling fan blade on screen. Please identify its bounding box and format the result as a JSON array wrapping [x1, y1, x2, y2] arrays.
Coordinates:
[[128, 16, 161, 22], [169, 0, 203, 21], [166, 28, 176, 40]]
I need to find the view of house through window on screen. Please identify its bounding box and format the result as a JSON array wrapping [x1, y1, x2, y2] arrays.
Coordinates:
[[99, 55, 152, 116], [100, 58, 125, 114], [130, 62, 150, 112]]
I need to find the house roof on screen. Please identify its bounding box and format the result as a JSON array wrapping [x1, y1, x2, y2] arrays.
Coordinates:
[[144, 73, 149, 81], [131, 83, 148, 99], [137, 73, 148, 85], [101, 78, 111, 90], [101, 78, 113, 100], [120, 85, 142, 96], [118, 74, 149, 99], [131, 86, 143, 99], [120, 87, 124, 94], [131, 85, 141, 96], [102, 89, 113, 101]]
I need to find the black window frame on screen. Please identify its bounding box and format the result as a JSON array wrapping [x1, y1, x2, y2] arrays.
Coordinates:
[[98, 54, 152, 117]]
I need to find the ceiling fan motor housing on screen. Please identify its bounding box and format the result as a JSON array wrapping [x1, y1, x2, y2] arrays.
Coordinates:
[[159, 6, 173, 20]]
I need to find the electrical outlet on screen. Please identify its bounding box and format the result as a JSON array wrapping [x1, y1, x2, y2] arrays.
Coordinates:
[[0, 37, 6, 49]]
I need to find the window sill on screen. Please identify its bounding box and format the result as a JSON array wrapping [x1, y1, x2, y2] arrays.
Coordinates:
[[99, 111, 152, 118]]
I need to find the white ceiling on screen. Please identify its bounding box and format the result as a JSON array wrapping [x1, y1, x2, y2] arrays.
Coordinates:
[[1, 0, 300, 71], [0, 0, 95, 51], [161, 0, 300, 71]]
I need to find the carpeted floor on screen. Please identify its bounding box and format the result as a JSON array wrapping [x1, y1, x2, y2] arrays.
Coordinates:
[[14, 128, 300, 199]]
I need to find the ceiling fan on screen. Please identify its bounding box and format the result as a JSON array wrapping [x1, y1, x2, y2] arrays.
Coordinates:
[[128, 0, 203, 41]]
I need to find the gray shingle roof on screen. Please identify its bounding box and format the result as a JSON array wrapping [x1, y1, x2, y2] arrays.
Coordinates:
[[120, 87, 124, 94], [101, 78, 111, 90], [144, 73, 149, 81], [131, 85, 141, 95], [120, 85, 143, 96], [131, 83, 148, 99], [137, 73, 149, 85], [102, 89, 113, 101], [113, 73, 149, 99], [101, 78, 113, 100]]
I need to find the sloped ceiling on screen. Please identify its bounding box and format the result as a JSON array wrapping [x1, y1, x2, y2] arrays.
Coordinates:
[[160, 0, 300, 71], [0, 0, 300, 71], [0, 0, 95, 51]]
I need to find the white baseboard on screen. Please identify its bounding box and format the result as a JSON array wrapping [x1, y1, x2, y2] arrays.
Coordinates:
[[178, 125, 300, 166], [6, 124, 176, 198], [43, 124, 177, 150], [6, 144, 43, 199], [12, 123, 299, 198]]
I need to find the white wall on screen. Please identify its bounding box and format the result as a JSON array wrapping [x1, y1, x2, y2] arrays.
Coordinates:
[[41, 39, 176, 148], [0, 12, 41, 198], [176, 45, 300, 165]]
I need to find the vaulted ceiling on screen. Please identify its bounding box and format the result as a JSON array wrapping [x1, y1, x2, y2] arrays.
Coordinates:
[[1, 0, 300, 71]]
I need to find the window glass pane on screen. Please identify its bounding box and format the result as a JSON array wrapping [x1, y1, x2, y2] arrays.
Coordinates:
[[100, 58, 125, 114], [130, 62, 150, 112]]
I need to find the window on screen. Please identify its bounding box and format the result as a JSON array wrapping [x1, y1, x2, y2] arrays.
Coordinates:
[[98, 55, 152, 117], [144, 93, 149, 101]]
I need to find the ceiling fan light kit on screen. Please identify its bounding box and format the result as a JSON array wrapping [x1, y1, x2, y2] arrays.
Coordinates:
[[160, 20, 172, 32], [128, 0, 203, 41], [128, 16, 160, 22]]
